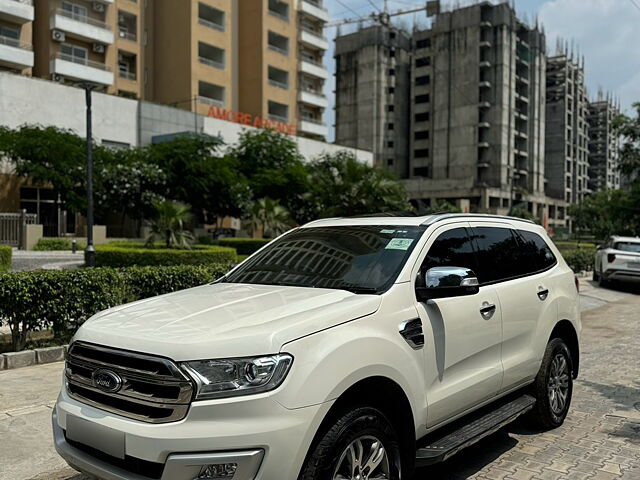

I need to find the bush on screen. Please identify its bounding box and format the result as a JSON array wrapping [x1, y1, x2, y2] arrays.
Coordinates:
[[33, 238, 87, 251], [95, 244, 237, 267], [217, 238, 271, 255], [0, 245, 11, 272], [562, 249, 595, 273], [0, 264, 230, 351]]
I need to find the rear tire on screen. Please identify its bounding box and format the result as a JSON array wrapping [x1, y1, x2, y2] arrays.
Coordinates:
[[528, 338, 573, 429], [592, 270, 599, 281]]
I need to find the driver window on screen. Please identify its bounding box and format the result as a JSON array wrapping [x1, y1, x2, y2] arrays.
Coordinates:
[[420, 227, 478, 274]]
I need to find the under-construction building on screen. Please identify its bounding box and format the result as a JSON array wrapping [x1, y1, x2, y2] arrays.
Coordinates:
[[587, 95, 621, 192]]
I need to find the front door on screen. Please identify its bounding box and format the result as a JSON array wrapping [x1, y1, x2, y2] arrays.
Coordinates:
[[413, 223, 503, 427]]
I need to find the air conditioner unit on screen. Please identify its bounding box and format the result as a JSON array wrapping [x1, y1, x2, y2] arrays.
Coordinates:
[[93, 2, 105, 13], [93, 43, 105, 53], [52, 30, 65, 42], [51, 73, 64, 83]]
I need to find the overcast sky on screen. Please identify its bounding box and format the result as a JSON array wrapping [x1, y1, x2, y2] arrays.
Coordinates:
[[322, 0, 640, 141]]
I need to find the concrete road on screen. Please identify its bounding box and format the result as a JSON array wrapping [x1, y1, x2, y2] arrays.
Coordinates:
[[1, 279, 638, 480]]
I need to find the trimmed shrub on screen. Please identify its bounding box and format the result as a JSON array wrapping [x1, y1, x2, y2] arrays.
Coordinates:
[[95, 244, 237, 267], [0, 245, 11, 272], [217, 238, 272, 255], [33, 237, 87, 251], [562, 249, 595, 273], [0, 264, 230, 351]]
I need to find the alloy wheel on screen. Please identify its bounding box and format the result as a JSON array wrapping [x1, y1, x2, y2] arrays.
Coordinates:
[[548, 353, 570, 415], [332, 435, 390, 480]]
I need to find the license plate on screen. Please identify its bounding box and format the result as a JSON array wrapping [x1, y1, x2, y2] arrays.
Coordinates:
[[66, 414, 125, 459], [628, 261, 640, 270]]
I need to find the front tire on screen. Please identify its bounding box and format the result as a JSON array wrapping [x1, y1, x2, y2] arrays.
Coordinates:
[[299, 406, 402, 480], [529, 338, 573, 429]]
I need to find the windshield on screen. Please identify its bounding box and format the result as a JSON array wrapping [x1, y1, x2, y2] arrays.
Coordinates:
[[222, 225, 426, 293], [614, 241, 640, 253]]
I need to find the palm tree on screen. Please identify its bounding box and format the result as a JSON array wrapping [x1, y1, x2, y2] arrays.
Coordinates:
[[145, 201, 194, 248], [247, 198, 290, 238]]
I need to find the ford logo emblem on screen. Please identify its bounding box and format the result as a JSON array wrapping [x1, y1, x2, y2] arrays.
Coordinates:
[[92, 369, 123, 393]]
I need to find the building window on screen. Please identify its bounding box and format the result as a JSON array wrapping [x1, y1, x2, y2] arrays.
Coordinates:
[[268, 31, 289, 55], [268, 101, 289, 122], [0, 25, 19, 40], [387, 158, 394, 166], [413, 167, 430, 176], [414, 130, 429, 140], [388, 68, 395, 76], [414, 149, 429, 158], [198, 42, 225, 69], [387, 141, 394, 148], [416, 38, 431, 49], [415, 94, 430, 104], [387, 123, 394, 130], [198, 3, 225, 31], [416, 57, 431, 67], [62, 1, 88, 21], [387, 105, 394, 112], [61, 43, 88, 65], [415, 112, 430, 122], [102, 140, 130, 150], [118, 11, 137, 41], [387, 87, 395, 94], [389, 48, 396, 58], [118, 51, 136, 80], [416, 75, 430, 86], [198, 81, 225, 107], [268, 65, 289, 89], [268, 0, 289, 21]]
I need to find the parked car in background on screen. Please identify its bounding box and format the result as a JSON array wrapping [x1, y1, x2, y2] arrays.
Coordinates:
[[593, 236, 640, 286]]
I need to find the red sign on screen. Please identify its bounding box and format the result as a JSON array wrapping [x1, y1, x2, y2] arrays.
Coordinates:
[[207, 106, 297, 136]]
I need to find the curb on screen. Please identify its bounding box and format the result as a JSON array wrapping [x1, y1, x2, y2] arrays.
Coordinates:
[[0, 345, 67, 370]]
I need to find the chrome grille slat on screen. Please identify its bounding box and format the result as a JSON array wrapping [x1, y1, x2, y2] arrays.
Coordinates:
[[66, 342, 193, 424]]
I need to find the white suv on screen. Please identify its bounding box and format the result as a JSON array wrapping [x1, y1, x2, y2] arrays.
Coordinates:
[[53, 214, 581, 480], [593, 235, 640, 286]]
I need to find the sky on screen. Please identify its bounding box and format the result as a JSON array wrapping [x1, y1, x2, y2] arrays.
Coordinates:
[[321, 0, 640, 141]]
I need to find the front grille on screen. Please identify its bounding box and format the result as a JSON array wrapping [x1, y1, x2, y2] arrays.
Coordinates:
[[66, 342, 194, 424]]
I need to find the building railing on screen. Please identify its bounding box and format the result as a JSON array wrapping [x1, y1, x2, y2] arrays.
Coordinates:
[[269, 79, 288, 90], [303, 0, 325, 9], [300, 116, 324, 125], [198, 18, 224, 32], [300, 25, 325, 39], [198, 56, 224, 70], [301, 56, 323, 66], [268, 44, 288, 55], [0, 35, 32, 50], [0, 211, 37, 248], [52, 52, 112, 71], [54, 8, 112, 31], [268, 9, 289, 22], [301, 86, 324, 97], [269, 114, 289, 123], [118, 70, 135, 81], [10, 0, 33, 5], [118, 29, 137, 41], [197, 95, 224, 107]]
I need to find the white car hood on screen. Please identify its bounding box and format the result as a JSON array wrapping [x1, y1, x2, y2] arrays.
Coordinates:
[[73, 283, 381, 361]]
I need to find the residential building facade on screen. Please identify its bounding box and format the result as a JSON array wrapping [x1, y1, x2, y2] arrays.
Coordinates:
[[0, 0, 34, 75]]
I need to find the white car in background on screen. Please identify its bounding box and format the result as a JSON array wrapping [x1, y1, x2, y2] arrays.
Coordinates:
[[594, 236, 640, 286]]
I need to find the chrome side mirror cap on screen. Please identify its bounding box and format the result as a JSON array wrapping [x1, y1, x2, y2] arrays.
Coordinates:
[[417, 266, 480, 301]]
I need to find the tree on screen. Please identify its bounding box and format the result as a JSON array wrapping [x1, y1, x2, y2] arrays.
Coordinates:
[[246, 198, 291, 238], [614, 102, 640, 181], [423, 200, 462, 215], [508, 203, 538, 223], [226, 129, 309, 220], [145, 201, 195, 248], [148, 134, 250, 224], [303, 151, 411, 220], [568, 188, 640, 239]]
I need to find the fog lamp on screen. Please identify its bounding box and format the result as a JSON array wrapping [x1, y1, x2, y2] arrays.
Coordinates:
[[196, 463, 238, 479]]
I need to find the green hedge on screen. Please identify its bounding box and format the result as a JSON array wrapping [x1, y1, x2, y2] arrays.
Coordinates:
[[217, 238, 271, 255], [562, 249, 595, 273], [95, 244, 237, 267], [0, 245, 11, 272], [33, 238, 86, 251], [0, 264, 230, 351]]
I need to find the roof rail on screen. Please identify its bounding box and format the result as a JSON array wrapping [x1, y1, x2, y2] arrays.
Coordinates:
[[422, 213, 536, 226]]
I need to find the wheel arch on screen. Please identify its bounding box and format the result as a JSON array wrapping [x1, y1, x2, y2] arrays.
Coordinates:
[[549, 320, 580, 378]]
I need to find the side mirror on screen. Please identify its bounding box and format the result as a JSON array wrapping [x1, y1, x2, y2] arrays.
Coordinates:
[[596, 244, 603, 250], [416, 266, 480, 301]]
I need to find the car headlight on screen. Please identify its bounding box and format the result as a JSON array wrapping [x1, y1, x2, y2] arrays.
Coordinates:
[[181, 354, 293, 400]]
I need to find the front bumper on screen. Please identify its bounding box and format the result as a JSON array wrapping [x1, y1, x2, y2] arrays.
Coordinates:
[[53, 387, 332, 480]]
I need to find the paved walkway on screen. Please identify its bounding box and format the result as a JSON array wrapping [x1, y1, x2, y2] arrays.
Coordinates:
[[10, 251, 84, 272], [0, 280, 638, 480]]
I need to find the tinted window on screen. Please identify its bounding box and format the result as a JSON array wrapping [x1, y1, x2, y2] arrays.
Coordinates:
[[613, 242, 640, 253], [422, 228, 477, 272], [516, 230, 557, 272], [473, 227, 521, 283]]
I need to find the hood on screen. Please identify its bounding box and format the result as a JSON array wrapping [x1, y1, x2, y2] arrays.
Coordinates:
[[73, 283, 381, 361]]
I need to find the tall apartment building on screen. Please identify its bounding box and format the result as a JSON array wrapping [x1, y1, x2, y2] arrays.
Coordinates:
[[334, 25, 412, 179], [545, 52, 590, 204], [0, 0, 34, 75], [587, 96, 620, 192], [0, 0, 329, 140]]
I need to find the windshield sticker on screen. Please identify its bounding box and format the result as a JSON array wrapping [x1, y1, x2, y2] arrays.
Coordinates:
[[380, 229, 396, 234], [385, 238, 414, 250]]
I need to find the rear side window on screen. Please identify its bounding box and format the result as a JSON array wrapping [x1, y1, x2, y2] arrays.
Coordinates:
[[472, 227, 521, 284], [516, 230, 557, 273], [422, 227, 477, 272], [613, 242, 640, 253]]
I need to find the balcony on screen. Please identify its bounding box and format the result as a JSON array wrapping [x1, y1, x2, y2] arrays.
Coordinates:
[[50, 51, 113, 85], [299, 118, 328, 137], [479, 60, 491, 68], [300, 26, 328, 51], [51, 8, 114, 44], [479, 80, 491, 89], [299, 0, 329, 22], [0, 35, 33, 69], [300, 58, 328, 79], [118, 70, 135, 81], [0, 0, 34, 23], [299, 89, 327, 108], [198, 95, 224, 107]]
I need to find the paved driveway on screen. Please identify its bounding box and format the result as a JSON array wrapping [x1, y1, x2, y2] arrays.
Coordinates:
[[1, 280, 638, 480]]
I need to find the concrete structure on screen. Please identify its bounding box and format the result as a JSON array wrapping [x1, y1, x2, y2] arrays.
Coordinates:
[[334, 24, 412, 179], [1, 0, 330, 140], [587, 95, 621, 192], [545, 52, 590, 204]]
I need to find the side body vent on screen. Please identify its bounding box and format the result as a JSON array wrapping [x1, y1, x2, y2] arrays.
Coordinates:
[[399, 318, 424, 349]]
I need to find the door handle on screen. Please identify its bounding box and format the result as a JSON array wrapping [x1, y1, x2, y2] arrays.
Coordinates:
[[479, 302, 496, 319], [537, 288, 549, 301]]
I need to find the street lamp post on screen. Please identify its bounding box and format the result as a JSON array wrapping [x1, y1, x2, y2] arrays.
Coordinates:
[[82, 83, 97, 266]]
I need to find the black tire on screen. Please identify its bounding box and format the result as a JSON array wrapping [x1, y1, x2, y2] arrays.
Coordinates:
[[299, 406, 402, 480], [528, 338, 573, 429], [592, 269, 599, 281], [598, 274, 608, 288]]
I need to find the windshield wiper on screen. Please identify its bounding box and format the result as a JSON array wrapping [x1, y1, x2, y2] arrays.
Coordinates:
[[335, 283, 379, 294]]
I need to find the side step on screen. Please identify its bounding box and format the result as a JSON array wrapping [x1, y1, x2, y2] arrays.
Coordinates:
[[416, 394, 536, 467]]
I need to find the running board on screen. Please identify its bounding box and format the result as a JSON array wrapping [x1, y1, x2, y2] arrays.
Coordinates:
[[416, 394, 536, 466]]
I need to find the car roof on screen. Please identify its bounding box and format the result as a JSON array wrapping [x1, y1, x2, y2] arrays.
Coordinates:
[[610, 236, 640, 242], [302, 213, 536, 228]]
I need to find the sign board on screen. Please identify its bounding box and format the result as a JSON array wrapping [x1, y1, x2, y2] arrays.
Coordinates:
[[207, 106, 297, 136]]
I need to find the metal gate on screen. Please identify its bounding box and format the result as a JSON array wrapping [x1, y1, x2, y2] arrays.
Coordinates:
[[0, 212, 37, 247]]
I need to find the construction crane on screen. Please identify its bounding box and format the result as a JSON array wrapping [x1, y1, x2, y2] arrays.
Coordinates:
[[326, 0, 440, 29]]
